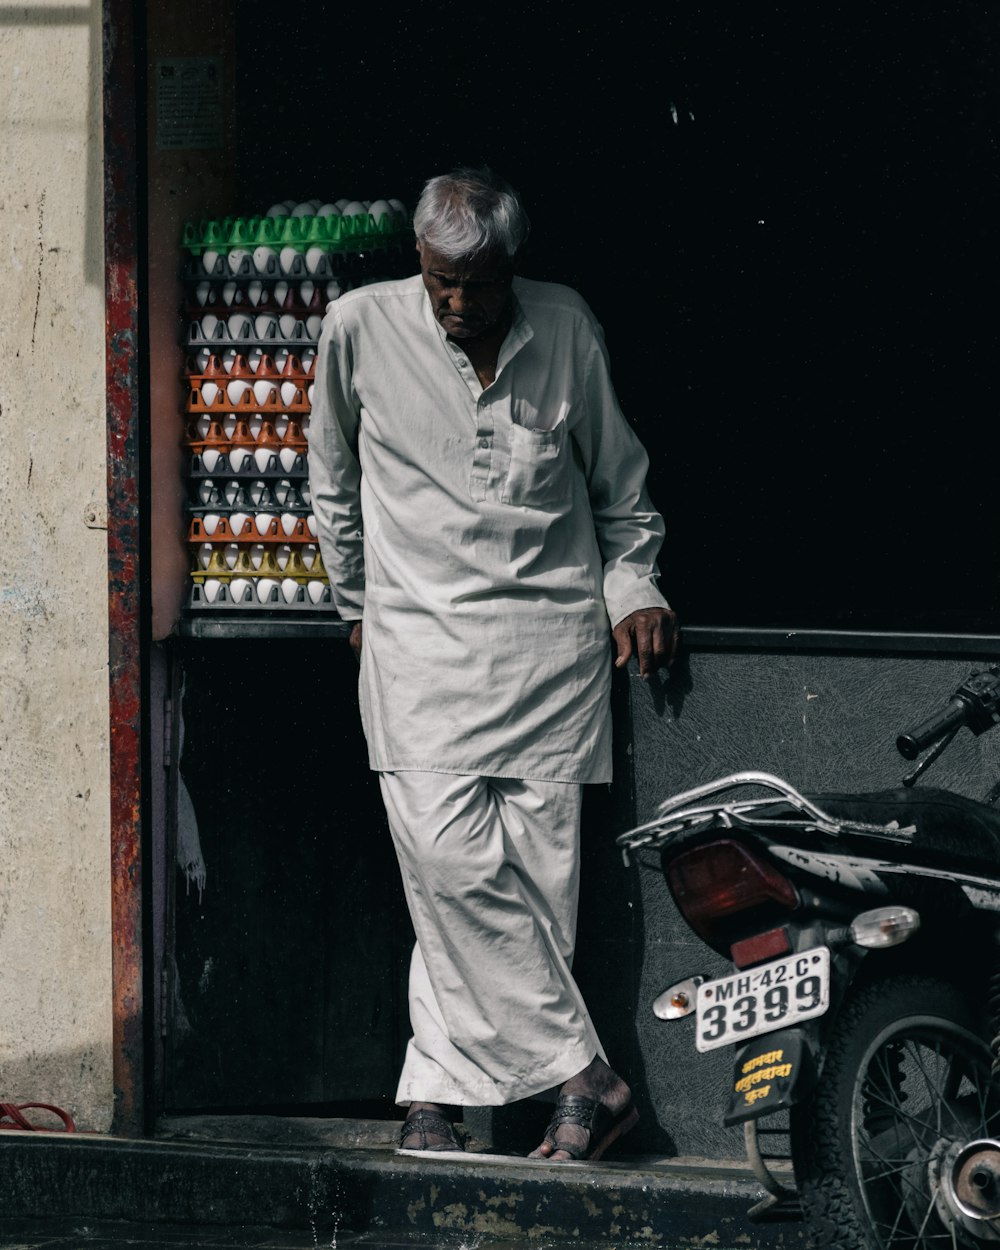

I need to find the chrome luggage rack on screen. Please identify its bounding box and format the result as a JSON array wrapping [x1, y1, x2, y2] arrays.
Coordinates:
[[617, 771, 915, 865]]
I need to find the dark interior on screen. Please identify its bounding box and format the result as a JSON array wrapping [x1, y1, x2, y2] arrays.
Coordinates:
[[228, 2, 998, 632]]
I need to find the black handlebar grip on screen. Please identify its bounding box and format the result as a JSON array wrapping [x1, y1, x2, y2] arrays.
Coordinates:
[[896, 698, 969, 760]]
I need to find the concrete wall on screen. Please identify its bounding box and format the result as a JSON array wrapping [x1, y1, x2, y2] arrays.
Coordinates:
[[0, 5, 112, 1131]]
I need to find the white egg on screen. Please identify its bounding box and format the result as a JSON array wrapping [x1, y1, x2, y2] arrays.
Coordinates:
[[306, 315, 323, 338], [202, 578, 223, 603], [255, 313, 278, 338], [280, 381, 299, 407], [279, 313, 299, 338], [368, 199, 394, 222], [226, 380, 251, 405], [253, 246, 279, 275], [280, 245, 301, 274], [200, 313, 219, 337], [279, 447, 299, 473], [307, 580, 327, 604], [224, 543, 240, 569], [202, 448, 222, 472], [227, 313, 253, 340], [316, 203, 341, 217], [195, 281, 212, 306], [198, 479, 218, 505], [254, 447, 275, 472], [388, 198, 408, 218], [201, 381, 220, 406], [202, 249, 221, 274], [257, 577, 282, 603], [229, 512, 251, 535], [230, 577, 253, 603], [281, 578, 301, 604], [291, 202, 317, 218], [307, 515, 317, 536], [228, 248, 252, 274], [281, 513, 299, 536], [326, 279, 342, 301], [266, 203, 290, 217], [256, 513, 279, 536], [193, 415, 211, 439], [341, 200, 369, 217], [253, 379, 275, 406], [201, 513, 221, 536], [333, 198, 351, 212]]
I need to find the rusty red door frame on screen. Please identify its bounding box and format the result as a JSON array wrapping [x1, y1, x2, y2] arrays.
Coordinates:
[[104, 0, 147, 1137]]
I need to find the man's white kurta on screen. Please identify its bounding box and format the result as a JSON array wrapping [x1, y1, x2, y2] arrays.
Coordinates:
[[309, 273, 668, 783]]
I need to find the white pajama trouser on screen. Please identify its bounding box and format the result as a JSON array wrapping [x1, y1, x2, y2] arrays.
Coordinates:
[[378, 770, 607, 1107]]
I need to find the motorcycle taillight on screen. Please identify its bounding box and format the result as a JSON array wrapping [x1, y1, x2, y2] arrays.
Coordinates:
[[665, 839, 799, 946]]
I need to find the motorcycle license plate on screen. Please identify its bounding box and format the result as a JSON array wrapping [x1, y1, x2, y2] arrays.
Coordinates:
[[695, 947, 830, 1053]]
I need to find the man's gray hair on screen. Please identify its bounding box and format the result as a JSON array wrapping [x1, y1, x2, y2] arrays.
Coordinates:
[[413, 167, 530, 262]]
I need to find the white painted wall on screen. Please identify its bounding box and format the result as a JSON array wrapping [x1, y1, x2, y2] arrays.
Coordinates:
[[0, 5, 112, 1131]]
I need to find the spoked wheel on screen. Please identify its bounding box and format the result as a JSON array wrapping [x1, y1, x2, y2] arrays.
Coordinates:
[[791, 976, 1000, 1250]]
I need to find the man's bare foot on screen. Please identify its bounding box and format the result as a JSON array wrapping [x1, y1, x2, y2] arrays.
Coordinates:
[[528, 1057, 634, 1161], [399, 1101, 464, 1152]]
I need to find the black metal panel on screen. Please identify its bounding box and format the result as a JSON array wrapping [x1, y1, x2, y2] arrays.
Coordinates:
[[164, 638, 410, 1112]]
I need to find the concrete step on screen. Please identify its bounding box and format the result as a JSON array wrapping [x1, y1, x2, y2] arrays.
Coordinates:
[[0, 1124, 810, 1248]]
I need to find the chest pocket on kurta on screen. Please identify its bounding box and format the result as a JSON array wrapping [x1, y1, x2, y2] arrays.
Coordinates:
[[501, 421, 571, 509]]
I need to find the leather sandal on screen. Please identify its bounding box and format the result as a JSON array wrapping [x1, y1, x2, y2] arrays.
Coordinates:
[[537, 1093, 639, 1161], [398, 1108, 465, 1153]]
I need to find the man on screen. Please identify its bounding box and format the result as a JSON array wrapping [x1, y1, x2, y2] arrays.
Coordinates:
[[309, 167, 678, 1161]]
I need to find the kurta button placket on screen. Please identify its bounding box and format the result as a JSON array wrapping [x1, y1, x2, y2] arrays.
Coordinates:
[[470, 394, 494, 501]]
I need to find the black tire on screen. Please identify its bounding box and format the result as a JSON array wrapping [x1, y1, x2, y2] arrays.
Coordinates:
[[790, 975, 1000, 1250]]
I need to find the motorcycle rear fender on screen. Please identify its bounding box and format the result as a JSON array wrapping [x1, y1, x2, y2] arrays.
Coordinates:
[[723, 1026, 820, 1125]]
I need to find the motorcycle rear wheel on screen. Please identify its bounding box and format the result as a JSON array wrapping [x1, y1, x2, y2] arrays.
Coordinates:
[[791, 975, 1000, 1250]]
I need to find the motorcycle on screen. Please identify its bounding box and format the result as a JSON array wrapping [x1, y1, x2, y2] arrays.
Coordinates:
[[617, 665, 1000, 1250]]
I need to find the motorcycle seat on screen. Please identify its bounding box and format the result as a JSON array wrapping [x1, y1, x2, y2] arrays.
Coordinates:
[[801, 787, 1000, 872]]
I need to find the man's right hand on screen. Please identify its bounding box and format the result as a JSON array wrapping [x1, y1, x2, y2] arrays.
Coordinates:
[[349, 620, 363, 664]]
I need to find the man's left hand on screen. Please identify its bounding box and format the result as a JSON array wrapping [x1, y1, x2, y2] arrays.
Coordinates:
[[612, 608, 680, 679]]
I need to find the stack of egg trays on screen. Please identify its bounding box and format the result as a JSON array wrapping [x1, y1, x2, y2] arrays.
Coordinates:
[[184, 333, 332, 613], [180, 208, 412, 616]]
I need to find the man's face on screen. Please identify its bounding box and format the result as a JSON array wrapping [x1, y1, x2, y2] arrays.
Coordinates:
[[418, 242, 514, 341]]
